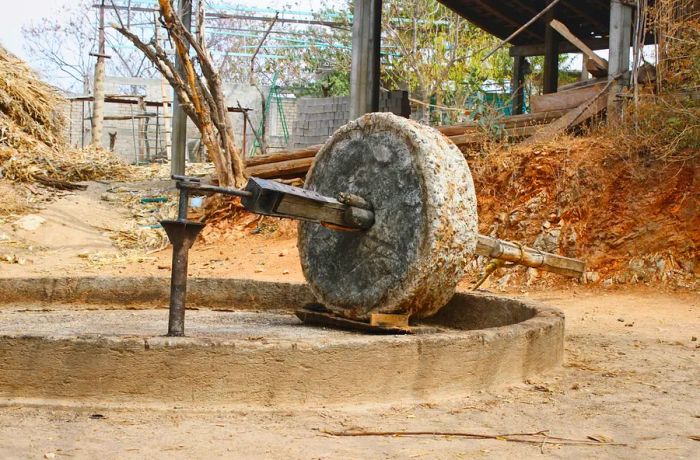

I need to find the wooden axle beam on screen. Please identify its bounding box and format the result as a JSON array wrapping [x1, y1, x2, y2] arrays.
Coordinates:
[[173, 176, 585, 278], [475, 235, 584, 278]]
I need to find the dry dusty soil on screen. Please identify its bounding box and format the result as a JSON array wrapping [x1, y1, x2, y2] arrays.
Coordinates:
[[0, 184, 698, 459]]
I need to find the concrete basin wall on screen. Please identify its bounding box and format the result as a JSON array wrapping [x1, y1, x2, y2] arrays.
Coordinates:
[[0, 278, 564, 408]]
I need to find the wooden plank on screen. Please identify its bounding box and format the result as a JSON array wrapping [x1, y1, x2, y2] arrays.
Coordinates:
[[559, 77, 605, 92], [295, 307, 414, 334], [549, 19, 608, 70], [447, 125, 540, 146], [530, 82, 606, 113], [275, 194, 348, 227], [437, 110, 566, 136], [370, 313, 410, 329]]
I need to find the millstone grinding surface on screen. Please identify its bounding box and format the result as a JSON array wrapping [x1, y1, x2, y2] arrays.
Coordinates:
[[298, 113, 478, 320]]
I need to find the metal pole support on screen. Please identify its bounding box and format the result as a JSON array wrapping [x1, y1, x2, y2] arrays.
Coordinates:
[[161, 180, 205, 336]]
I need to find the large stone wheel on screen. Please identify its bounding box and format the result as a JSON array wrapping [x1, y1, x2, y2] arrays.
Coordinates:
[[298, 113, 478, 321]]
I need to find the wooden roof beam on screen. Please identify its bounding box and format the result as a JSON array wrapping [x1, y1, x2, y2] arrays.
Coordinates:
[[560, 0, 608, 32], [509, 36, 610, 56], [471, 0, 543, 42]]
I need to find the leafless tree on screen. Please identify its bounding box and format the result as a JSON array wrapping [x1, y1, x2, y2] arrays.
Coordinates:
[[113, 0, 246, 187], [22, 0, 157, 93]]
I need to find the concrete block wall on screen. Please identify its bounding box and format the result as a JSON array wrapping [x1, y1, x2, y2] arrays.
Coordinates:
[[62, 101, 87, 148], [289, 96, 348, 148]]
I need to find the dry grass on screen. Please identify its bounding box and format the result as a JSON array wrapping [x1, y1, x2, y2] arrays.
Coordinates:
[[614, 0, 700, 164]]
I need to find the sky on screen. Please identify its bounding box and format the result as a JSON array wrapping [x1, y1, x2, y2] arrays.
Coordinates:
[[0, 0, 73, 60], [0, 1, 652, 91], [0, 0, 324, 65]]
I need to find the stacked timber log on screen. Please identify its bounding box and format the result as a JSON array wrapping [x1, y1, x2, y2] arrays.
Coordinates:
[[245, 110, 566, 179]]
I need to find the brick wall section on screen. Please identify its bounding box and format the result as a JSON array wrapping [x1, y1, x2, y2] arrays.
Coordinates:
[[290, 90, 410, 149]]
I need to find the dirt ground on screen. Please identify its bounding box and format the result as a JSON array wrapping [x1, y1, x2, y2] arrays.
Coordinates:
[[0, 183, 698, 459], [0, 290, 697, 459]]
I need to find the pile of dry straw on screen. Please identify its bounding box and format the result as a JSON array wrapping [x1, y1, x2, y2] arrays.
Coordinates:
[[0, 46, 130, 185]]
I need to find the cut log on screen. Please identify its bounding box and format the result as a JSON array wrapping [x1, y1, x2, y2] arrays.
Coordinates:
[[475, 235, 585, 278], [32, 176, 88, 191], [530, 82, 606, 113], [246, 157, 315, 178], [244, 145, 321, 167], [523, 83, 610, 146]]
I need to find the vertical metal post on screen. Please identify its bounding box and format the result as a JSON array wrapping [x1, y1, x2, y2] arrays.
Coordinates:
[[608, 0, 633, 117], [511, 56, 526, 115], [171, 0, 193, 176], [542, 0, 559, 94], [161, 183, 205, 337], [349, 0, 382, 120], [81, 100, 85, 148], [242, 112, 247, 158]]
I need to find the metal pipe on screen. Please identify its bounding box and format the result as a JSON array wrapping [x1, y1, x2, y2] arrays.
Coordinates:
[[162, 176, 206, 336], [176, 181, 253, 198], [161, 217, 205, 337], [167, 231, 189, 336], [177, 186, 189, 221]]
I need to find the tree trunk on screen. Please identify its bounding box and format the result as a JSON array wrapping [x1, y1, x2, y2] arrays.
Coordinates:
[[115, 1, 247, 188]]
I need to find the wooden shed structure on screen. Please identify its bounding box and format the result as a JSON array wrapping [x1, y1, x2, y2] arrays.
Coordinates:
[[349, 0, 650, 116]]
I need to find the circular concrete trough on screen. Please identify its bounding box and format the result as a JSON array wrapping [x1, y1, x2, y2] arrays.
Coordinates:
[[0, 277, 564, 408]]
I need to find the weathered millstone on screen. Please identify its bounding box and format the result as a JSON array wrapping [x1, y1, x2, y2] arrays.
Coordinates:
[[298, 113, 478, 320]]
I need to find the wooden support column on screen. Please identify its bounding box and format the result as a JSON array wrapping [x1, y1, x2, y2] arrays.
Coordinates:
[[608, 0, 633, 116], [171, 0, 192, 176], [349, 0, 382, 120], [511, 56, 526, 115], [580, 53, 590, 81], [90, 1, 106, 146], [542, 1, 559, 94]]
